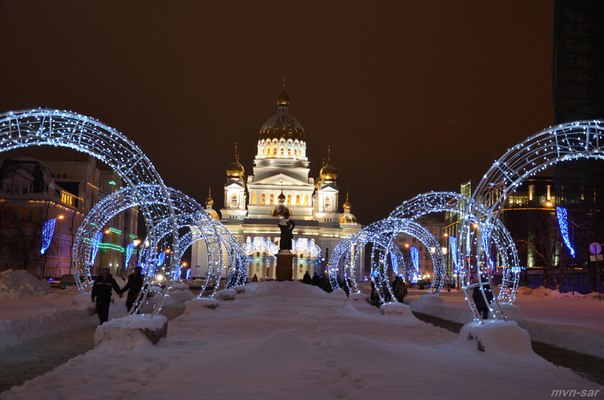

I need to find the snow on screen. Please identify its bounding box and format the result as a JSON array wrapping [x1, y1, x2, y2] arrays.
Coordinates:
[[0, 270, 602, 399], [0, 269, 51, 298]]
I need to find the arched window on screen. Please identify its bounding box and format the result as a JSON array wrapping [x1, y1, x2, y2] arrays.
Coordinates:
[[304, 195, 309, 206], [296, 195, 301, 206], [294, 149, 298, 156], [270, 194, 275, 205], [261, 193, 266, 205], [288, 148, 292, 157], [287, 194, 291, 205], [273, 147, 277, 156], [280, 148, 285, 156], [325, 196, 332, 211], [231, 195, 238, 208], [252, 193, 257, 204]]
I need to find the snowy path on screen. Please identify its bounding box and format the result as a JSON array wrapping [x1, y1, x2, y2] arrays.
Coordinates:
[[1, 282, 601, 400]]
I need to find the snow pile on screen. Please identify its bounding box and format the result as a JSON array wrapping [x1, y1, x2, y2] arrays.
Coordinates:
[[0, 270, 52, 298], [216, 288, 237, 301], [517, 286, 598, 299], [164, 285, 195, 305], [454, 320, 534, 356], [347, 292, 367, 302], [378, 302, 416, 319], [93, 314, 168, 352], [328, 288, 348, 299], [183, 297, 219, 313]]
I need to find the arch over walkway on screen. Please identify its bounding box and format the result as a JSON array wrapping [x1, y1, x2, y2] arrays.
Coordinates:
[[0, 108, 178, 314]]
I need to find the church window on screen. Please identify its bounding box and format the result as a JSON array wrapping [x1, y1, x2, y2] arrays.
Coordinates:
[[280, 148, 284, 156], [270, 194, 275, 205], [294, 149, 298, 156], [296, 195, 300, 206], [325, 197, 332, 211], [287, 195, 291, 205], [252, 193, 257, 204], [231, 195, 238, 208], [288, 148, 292, 157], [273, 147, 277, 156], [304, 195, 309, 206], [261, 193, 266, 205]]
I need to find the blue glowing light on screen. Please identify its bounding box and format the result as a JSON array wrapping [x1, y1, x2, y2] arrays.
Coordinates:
[[157, 251, 166, 267], [90, 232, 103, 266], [556, 206, 575, 258], [449, 236, 458, 272], [125, 242, 135, 268], [40, 218, 57, 255], [410, 246, 419, 282]]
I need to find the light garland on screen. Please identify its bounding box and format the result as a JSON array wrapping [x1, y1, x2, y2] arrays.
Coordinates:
[[556, 206, 575, 258], [40, 218, 57, 255]]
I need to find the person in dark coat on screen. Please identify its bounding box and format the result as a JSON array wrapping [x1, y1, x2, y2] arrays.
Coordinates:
[[311, 272, 321, 286], [472, 284, 493, 319], [91, 268, 122, 324], [302, 271, 312, 284], [121, 266, 144, 312], [392, 276, 408, 303]]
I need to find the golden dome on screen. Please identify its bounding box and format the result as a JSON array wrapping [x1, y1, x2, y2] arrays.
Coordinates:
[[277, 190, 286, 203], [226, 143, 245, 178], [342, 192, 351, 211], [226, 161, 245, 178], [339, 213, 357, 224], [339, 193, 356, 224], [320, 163, 337, 181], [277, 89, 291, 106], [319, 146, 337, 181], [205, 187, 214, 207]]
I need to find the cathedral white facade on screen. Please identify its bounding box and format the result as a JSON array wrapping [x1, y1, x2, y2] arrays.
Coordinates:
[[191, 88, 362, 281]]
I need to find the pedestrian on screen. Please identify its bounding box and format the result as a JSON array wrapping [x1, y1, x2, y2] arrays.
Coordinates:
[[121, 266, 144, 312], [91, 267, 122, 325], [369, 281, 381, 307], [472, 284, 493, 319], [302, 271, 312, 284], [392, 276, 408, 303], [311, 272, 321, 286]]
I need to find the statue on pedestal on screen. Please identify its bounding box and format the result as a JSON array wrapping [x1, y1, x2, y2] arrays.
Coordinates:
[[278, 213, 295, 251]]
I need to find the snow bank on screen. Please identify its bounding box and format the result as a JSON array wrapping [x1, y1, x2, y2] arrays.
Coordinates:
[[378, 302, 417, 319], [216, 288, 237, 301], [183, 297, 220, 313], [454, 320, 535, 356], [93, 314, 168, 352], [0, 270, 51, 298]]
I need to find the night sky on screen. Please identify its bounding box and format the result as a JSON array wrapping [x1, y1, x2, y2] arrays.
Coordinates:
[[0, 1, 554, 224]]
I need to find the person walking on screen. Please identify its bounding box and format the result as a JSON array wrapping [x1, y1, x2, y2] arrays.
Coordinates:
[[121, 266, 144, 312], [91, 267, 122, 325], [472, 284, 493, 320]]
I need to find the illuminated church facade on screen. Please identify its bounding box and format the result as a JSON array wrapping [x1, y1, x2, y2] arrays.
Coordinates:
[[191, 88, 362, 281]]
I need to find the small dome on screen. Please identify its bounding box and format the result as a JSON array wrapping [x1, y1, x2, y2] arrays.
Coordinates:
[[205, 208, 220, 220], [339, 193, 356, 223], [277, 191, 286, 204], [205, 193, 214, 207], [320, 163, 337, 181], [339, 213, 357, 224], [226, 160, 245, 178]]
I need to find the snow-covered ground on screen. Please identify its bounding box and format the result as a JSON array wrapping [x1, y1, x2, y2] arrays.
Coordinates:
[[0, 270, 602, 399]]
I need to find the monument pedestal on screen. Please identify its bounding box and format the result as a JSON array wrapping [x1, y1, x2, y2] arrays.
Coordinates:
[[276, 251, 294, 281]]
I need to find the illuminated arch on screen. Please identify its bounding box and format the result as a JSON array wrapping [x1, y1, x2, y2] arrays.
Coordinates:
[[459, 120, 604, 320], [328, 218, 444, 303], [74, 185, 246, 307], [390, 192, 520, 303], [0, 108, 178, 315]]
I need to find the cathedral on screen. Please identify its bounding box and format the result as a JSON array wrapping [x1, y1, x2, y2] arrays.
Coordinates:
[[191, 87, 362, 281]]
